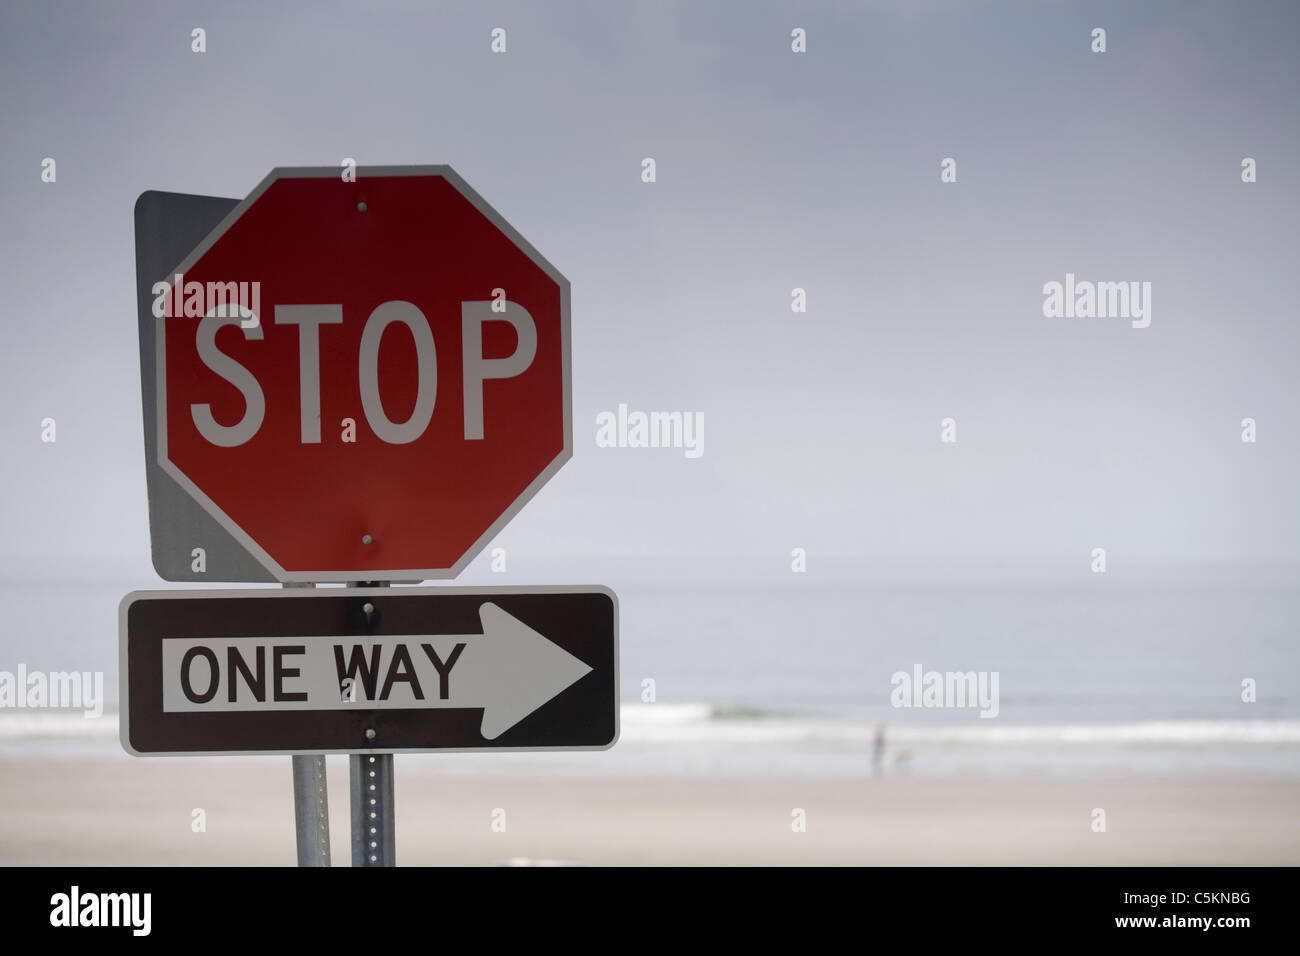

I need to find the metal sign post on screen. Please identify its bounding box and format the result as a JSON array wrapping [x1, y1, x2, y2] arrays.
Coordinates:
[[350, 753, 394, 867], [293, 754, 331, 866], [348, 581, 393, 867], [285, 582, 331, 866]]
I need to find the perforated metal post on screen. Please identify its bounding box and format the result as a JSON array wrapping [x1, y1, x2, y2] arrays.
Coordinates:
[[350, 752, 395, 866], [349, 581, 396, 866], [285, 582, 331, 866]]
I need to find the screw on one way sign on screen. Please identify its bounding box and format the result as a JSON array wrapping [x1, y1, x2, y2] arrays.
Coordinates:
[[135, 166, 571, 582]]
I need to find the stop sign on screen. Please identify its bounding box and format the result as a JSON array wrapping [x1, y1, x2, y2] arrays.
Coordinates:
[[155, 166, 570, 582]]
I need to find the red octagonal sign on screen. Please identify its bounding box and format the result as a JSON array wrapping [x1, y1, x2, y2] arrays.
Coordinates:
[[156, 166, 570, 582]]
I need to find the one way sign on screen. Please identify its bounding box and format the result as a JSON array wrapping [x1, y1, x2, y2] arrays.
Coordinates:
[[120, 587, 618, 755]]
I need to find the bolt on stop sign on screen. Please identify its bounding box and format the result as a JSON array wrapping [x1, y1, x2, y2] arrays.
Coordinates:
[[147, 166, 571, 582]]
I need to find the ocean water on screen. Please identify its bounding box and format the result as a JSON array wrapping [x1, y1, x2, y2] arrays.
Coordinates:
[[2, 570, 1298, 779]]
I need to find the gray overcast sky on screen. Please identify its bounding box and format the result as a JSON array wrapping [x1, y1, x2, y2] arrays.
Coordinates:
[[1, 0, 1297, 581]]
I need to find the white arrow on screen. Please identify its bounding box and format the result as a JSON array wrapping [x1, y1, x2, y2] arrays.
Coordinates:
[[453, 603, 594, 739], [161, 602, 594, 740]]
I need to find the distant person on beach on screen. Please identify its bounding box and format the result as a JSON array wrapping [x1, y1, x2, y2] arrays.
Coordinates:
[[872, 725, 886, 776]]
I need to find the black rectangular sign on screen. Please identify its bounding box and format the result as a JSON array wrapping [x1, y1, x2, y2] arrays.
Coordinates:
[[119, 586, 618, 755]]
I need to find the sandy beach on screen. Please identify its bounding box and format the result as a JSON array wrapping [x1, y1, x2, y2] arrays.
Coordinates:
[[1, 754, 1296, 866]]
